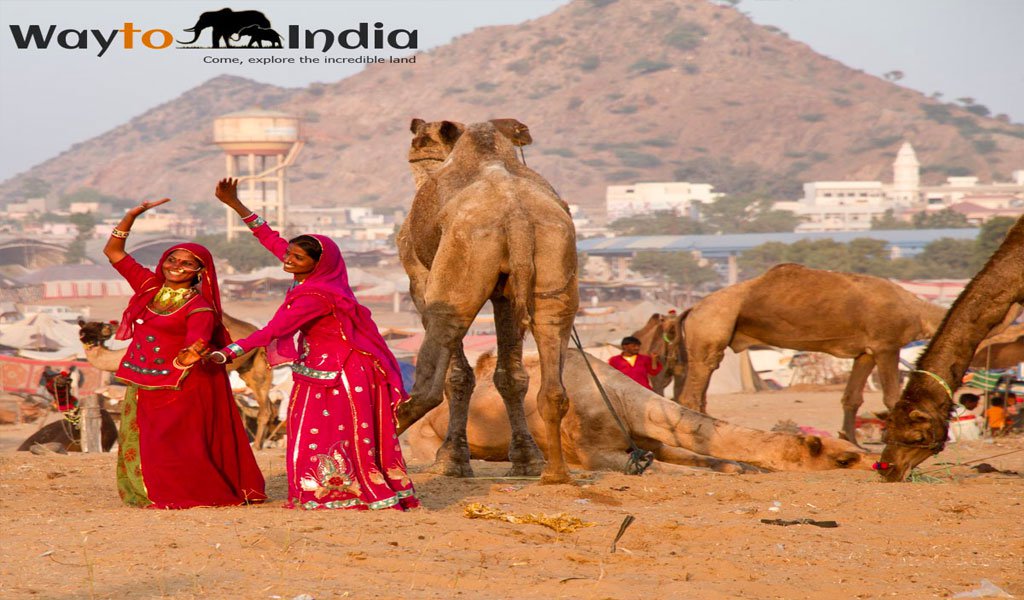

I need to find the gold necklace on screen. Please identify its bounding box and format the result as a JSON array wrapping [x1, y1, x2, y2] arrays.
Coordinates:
[[150, 286, 198, 313]]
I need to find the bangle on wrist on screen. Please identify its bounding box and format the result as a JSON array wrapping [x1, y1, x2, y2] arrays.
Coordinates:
[[225, 343, 244, 358], [111, 229, 129, 239]]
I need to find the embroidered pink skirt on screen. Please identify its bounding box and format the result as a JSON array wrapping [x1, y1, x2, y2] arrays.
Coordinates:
[[284, 350, 418, 510]]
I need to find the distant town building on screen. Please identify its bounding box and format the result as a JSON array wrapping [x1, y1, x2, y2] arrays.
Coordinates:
[[775, 142, 1024, 232], [289, 205, 398, 245], [606, 181, 720, 222]]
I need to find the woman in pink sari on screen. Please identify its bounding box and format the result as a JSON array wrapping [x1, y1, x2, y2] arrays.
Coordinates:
[[105, 198, 266, 508], [211, 179, 418, 511]]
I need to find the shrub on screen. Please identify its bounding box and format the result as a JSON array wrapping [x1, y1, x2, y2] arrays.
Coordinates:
[[663, 22, 707, 51], [629, 59, 672, 75], [799, 113, 825, 122], [579, 56, 600, 72]]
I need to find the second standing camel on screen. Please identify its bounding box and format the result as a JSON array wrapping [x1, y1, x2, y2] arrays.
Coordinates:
[[677, 264, 951, 444]]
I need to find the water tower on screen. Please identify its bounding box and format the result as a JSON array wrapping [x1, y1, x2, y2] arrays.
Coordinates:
[[213, 110, 303, 240]]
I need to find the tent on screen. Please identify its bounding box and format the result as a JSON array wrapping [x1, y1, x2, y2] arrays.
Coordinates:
[[0, 312, 82, 354]]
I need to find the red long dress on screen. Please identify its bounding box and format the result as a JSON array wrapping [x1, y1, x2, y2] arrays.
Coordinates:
[[112, 254, 266, 509]]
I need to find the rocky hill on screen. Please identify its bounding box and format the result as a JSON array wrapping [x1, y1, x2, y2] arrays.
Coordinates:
[[4, 0, 1023, 219]]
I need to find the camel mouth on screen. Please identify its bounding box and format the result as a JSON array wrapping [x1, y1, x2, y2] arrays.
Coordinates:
[[408, 157, 445, 164]]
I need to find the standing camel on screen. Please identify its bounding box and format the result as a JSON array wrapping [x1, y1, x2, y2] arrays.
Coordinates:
[[396, 118, 579, 484], [880, 215, 1024, 481], [677, 264, 952, 444], [78, 317, 276, 448], [633, 312, 686, 398]]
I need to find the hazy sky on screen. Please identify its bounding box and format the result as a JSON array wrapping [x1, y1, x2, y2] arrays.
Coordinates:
[[1, 0, 1020, 183]]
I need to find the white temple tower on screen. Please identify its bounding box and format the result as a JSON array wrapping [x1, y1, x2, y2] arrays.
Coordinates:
[[891, 141, 920, 205]]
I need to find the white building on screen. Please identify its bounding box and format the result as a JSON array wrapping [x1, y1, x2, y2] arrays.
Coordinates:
[[606, 182, 720, 222], [777, 142, 1024, 232]]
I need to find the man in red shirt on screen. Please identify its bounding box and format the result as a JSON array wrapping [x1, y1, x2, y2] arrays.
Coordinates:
[[608, 336, 662, 390]]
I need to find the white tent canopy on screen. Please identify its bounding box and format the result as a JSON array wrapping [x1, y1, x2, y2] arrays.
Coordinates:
[[0, 312, 83, 355]]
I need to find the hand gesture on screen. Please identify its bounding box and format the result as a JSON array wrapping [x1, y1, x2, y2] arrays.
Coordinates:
[[208, 351, 229, 365], [173, 339, 210, 369], [215, 178, 240, 205], [126, 198, 171, 218]]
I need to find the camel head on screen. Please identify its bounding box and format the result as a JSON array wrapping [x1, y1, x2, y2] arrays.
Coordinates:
[[877, 378, 950, 482], [781, 434, 877, 471], [408, 118, 534, 188], [78, 319, 116, 348], [408, 118, 465, 187]]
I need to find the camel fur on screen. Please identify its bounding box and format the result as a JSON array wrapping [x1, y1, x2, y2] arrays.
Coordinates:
[[881, 215, 1024, 481], [397, 118, 579, 483], [404, 352, 876, 474], [78, 317, 276, 448], [675, 264, 954, 444]]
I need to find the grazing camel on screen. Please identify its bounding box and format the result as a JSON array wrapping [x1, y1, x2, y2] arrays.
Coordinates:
[[633, 312, 686, 398], [677, 264, 953, 444], [404, 352, 875, 473], [880, 215, 1024, 481], [396, 118, 579, 483], [78, 317, 277, 448], [17, 372, 118, 452]]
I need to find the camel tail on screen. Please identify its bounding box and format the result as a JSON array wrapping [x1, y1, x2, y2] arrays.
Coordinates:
[[505, 211, 535, 333]]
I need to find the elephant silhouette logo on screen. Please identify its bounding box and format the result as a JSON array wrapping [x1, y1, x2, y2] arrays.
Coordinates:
[[177, 8, 272, 48], [237, 25, 283, 48]]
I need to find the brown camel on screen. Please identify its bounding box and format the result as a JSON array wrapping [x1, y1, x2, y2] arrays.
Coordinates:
[[633, 312, 686, 397], [78, 317, 276, 448], [880, 215, 1024, 481], [404, 351, 875, 473], [396, 118, 579, 483], [677, 264, 952, 444]]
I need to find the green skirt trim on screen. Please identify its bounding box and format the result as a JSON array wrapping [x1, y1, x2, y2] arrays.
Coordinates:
[[116, 385, 152, 508]]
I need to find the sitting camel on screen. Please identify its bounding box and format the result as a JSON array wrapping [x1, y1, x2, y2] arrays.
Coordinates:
[[971, 322, 1024, 369], [676, 264, 955, 444], [396, 118, 579, 483], [404, 351, 875, 473], [633, 312, 686, 397], [78, 317, 276, 448], [881, 215, 1024, 481], [17, 371, 118, 452]]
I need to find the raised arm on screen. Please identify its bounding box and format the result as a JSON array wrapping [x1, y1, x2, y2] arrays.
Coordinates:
[[104, 198, 171, 264], [215, 177, 289, 260]]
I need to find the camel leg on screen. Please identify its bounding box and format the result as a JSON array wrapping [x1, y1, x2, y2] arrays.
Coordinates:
[[531, 297, 577, 485], [679, 343, 725, 413], [492, 295, 545, 476], [236, 351, 272, 449], [651, 443, 766, 474], [874, 351, 902, 411], [840, 353, 876, 445], [429, 346, 475, 476]]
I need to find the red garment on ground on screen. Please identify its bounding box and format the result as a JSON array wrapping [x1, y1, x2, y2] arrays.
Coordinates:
[[608, 354, 662, 390]]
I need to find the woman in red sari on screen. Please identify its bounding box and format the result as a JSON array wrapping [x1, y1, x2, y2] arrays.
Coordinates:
[[105, 198, 266, 509], [211, 179, 418, 511]]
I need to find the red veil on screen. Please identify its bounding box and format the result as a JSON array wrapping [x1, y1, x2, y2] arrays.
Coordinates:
[[115, 243, 231, 348], [269, 234, 406, 396]]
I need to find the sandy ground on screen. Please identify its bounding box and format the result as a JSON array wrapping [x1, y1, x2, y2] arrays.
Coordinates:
[[2, 388, 1022, 600]]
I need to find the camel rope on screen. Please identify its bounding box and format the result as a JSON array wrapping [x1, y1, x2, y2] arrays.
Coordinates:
[[570, 327, 653, 476], [911, 369, 953, 400]]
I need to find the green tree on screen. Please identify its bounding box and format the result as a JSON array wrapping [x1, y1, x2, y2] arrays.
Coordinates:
[[847, 238, 895, 275], [59, 187, 133, 210], [631, 251, 718, 299], [193, 234, 280, 273], [871, 208, 912, 230], [973, 216, 1017, 268], [912, 238, 976, 278], [699, 195, 798, 234], [19, 177, 51, 199], [910, 208, 970, 229], [785, 239, 851, 271], [608, 211, 707, 236], [64, 212, 97, 264], [737, 241, 789, 279]]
